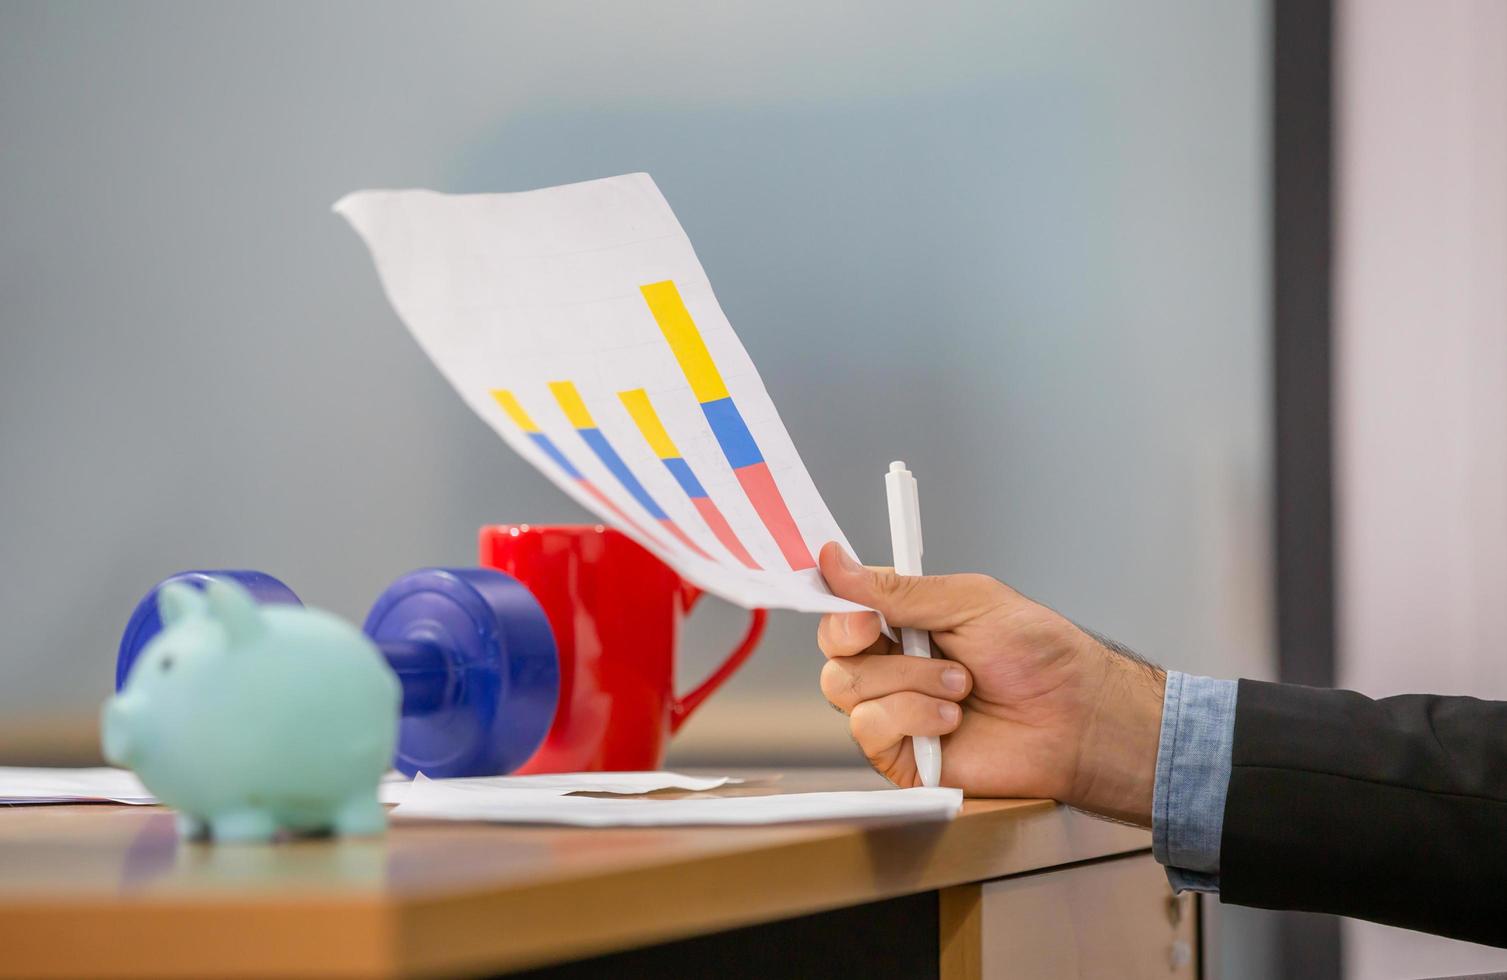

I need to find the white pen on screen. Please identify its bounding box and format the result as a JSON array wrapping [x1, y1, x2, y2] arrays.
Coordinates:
[[884, 460, 942, 788]]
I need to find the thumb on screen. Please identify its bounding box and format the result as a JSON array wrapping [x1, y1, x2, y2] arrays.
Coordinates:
[[818, 541, 996, 631]]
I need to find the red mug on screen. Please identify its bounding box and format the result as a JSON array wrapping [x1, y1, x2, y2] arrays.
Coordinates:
[[478, 524, 767, 772]]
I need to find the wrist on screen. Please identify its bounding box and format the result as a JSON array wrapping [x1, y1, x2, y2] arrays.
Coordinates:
[[1067, 646, 1165, 826]]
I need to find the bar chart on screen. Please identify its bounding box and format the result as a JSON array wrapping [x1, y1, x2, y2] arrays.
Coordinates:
[[546, 381, 714, 561], [618, 387, 762, 570], [341, 174, 867, 614], [489, 389, 664, 548], [641, 280, 816, 570]]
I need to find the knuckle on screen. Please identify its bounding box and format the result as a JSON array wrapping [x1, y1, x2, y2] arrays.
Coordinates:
[[846, 707, 870, 746], [959, 572, 1009, 604], [845, 663, 865, 700], [845, 611, 880, 647], [816, 615, 840, 658], [819, 659, 850, 703], [869, 568, 908, 600], [847, 699, 884, 742], [890, 574, 920, 602]]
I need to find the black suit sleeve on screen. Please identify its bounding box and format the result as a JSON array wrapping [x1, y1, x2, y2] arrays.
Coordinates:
[[1220, 679, 1507, 947]]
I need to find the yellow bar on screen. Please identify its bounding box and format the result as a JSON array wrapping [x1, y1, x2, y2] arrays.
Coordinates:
[[490, 389, 539, 432], [547, 380, 597, 429], [640, 280, 730, 403], [617, 389, 680, 460]]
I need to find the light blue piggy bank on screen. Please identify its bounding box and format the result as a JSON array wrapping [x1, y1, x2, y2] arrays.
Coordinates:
[[101, 578, 400, 842]]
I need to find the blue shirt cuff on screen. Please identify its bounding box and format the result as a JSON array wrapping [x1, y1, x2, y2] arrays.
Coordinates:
[[1152, 671, 1237, 892]]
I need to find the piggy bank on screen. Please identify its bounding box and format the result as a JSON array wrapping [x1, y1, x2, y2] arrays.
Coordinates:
[[102, 577, 400, 842]]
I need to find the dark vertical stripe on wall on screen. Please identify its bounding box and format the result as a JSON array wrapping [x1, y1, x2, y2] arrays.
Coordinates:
[[1272, 1, 1342, 978], [1274, 0, 1334, 689]]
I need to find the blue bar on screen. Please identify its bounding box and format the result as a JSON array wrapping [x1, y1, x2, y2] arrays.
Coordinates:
[[662, 457, 707, 499], [699, 397, 764, 470], [528, 432, 583, 480], [579, 428, 668, 520]]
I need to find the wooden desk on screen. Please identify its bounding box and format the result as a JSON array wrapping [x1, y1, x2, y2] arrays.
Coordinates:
[[0, 769, 1194, 978]]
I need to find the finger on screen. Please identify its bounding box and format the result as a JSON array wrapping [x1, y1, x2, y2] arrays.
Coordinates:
[[821, 653, 972, 714], [819, 541, 1002, 631], [849, 692, 964, 763], [816, 608, 887, 660]]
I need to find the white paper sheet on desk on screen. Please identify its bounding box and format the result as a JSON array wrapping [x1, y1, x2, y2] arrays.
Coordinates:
[[390, 774, 963, 827], [0, 767, 723, 807], [335, 174, 868, 614], [0, 767, 155, 805], [377, 771, 738, 805]]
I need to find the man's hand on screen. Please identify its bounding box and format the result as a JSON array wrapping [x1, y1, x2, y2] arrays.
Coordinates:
[[817, 542, 1165, 825]]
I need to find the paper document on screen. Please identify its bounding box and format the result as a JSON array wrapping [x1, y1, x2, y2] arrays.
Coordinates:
[[0, 766, 154, 805], [377, 770, 738, 805], [391, 774, 963, 827], [0, 767, 726, 807], [336, 174, 867, 613]]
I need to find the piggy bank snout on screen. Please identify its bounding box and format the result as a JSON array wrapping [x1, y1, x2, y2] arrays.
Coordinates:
[[100, 696, 136, 767]]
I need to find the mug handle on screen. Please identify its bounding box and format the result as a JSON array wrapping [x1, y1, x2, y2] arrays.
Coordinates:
[[669, 582, 768, 733]]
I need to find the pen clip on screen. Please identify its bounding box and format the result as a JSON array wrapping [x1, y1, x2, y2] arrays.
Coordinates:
[[908, 471, 922, 561]]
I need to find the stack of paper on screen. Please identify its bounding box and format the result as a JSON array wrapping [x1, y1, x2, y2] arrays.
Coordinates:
[[390, 773, 963, 827], [375, 771, 737, 805], [0, 768, 734, 806], [0, 766, 154, 805], [0, 767, 421, 806], [1, 768, 962, 828]]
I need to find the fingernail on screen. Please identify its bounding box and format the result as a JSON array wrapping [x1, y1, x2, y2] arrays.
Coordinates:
[[837, 613, 853, 642], [835, 548, 861, 574], [942, 668, 967, 693], [938, 702, 961, 724]]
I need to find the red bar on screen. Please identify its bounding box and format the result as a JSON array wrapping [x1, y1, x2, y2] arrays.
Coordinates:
[[690, 497, 761, 570], [734, 462, 815, 570]]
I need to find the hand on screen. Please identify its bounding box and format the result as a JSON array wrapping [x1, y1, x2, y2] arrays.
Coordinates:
[[817, 542, 1165, 825]]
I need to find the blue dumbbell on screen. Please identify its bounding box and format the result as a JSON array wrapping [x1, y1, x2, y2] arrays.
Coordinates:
[[118, 568, 559, 778]]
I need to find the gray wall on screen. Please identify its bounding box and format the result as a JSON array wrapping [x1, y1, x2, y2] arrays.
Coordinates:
[[1, 1, 1273, 973], [1, 0, 1273, 753], [1, 0, 1271, 725]]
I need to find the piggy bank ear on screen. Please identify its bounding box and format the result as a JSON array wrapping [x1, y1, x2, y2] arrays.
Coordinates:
[[157, 582, 208, 627], [203, 577, 264, 644]]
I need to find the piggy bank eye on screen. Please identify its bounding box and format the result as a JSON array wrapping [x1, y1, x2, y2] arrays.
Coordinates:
[[159, 655, 174, 673]]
